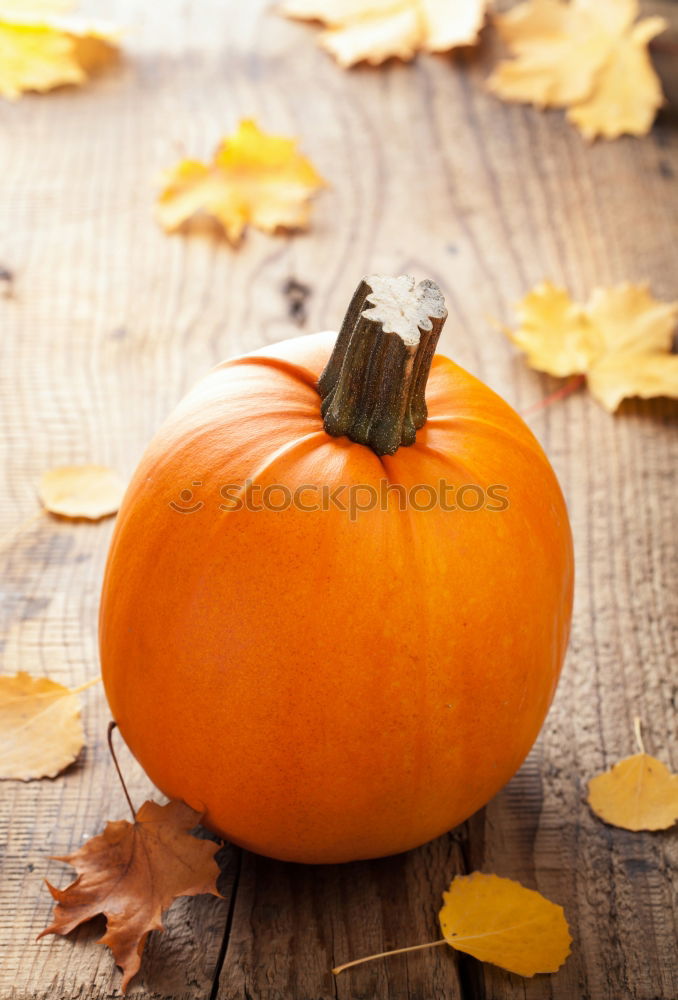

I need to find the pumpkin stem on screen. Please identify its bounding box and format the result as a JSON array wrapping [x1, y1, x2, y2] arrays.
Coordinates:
[[317, 275, 447, 456]]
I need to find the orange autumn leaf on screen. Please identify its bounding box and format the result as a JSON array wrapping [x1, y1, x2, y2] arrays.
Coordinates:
[[39, 800, 222, 992], [587, 721, 678, 831], [334, 871, 571, 978], [439, 873, 571, 976], [487, 0, 666, 140], [279, 0, 488, 67], [0, 672, 97, 780], [156, 119, 326, 244], [0, 12, 119, 100], [503, 281, 678, 411], [39, 464, 125, 520]]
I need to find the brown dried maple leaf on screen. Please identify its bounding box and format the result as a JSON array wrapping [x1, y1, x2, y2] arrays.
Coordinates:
[[39, 800, 222, 992]]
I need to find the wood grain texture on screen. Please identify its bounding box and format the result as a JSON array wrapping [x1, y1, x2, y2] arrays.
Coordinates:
[[0, 1, 676, 998]]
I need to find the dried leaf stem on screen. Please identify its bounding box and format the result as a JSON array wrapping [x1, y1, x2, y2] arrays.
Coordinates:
[[521, 374, 586, 416], [107, 721, 136, 820], [333, 938, 446, 975]]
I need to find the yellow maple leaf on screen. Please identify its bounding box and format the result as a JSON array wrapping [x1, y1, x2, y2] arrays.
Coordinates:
[[156, 119, 326, 243], [587, 720, 678, 831], [439, 873, 571, 977], [0, 12, 118, 99], [279, 0, 488, 67], [0, 672, 98, 780], [504, 281, 678, 411], [487, 0, 666, 140], [39, 464, 126, 519]]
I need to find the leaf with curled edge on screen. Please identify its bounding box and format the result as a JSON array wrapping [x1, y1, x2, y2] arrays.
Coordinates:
[[39, 800, 222, 993], [0, 672, 97, 780], [279, 0, 488, 67], [39, 464, 125, 520], [487, 0, 667, 140]]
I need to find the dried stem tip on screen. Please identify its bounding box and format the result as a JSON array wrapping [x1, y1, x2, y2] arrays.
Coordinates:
[[318, 275, 447, 456]]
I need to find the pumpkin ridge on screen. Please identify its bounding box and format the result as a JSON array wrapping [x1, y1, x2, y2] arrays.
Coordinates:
[[425, 415, 548, 464], [232, 428, 332, 501], [218, 353, 320, 391], [406, 442, 492, 485]]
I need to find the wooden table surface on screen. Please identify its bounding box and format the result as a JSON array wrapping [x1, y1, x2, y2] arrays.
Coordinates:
[[1, 1, 677, 998]]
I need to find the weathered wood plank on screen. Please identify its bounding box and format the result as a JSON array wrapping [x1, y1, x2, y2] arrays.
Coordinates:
[[1, 1, 677, 999], [217, 837, 469, 1000]]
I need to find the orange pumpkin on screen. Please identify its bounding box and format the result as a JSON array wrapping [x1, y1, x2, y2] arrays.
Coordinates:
[[100, 276, 573, 864]]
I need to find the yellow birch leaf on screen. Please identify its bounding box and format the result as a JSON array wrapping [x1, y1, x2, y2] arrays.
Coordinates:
[[504, 281, 678, 411], [279, 0, 488, 67], [0, 672, 95, 780], [39, 464, 125, 520], [156, 119, 326, 243], [588, 752, 678, 831], [0, 13, 118, 99], [487, 0, 666, 139], [439, 872, 572, 977]]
